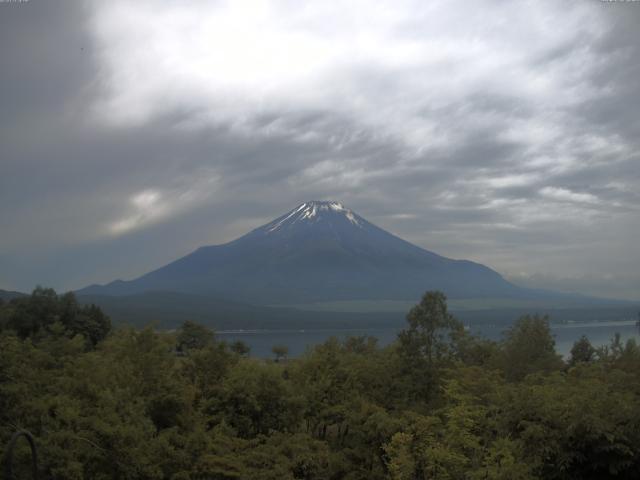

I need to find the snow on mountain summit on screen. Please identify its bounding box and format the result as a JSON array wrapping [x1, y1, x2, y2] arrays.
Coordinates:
[[264, 201, 362, 233]]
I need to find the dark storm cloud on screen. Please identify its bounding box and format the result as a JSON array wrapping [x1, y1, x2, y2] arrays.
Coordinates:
[[0, 0, 639, 299], [0, 2, 94, 119]]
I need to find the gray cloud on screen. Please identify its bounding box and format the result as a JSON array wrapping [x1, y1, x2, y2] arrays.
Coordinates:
[[0, 0, 639, 300]]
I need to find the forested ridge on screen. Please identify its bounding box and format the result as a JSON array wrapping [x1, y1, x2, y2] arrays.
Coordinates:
[[2, 288, 640, 479]]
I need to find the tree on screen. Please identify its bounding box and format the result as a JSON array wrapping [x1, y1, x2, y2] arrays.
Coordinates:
[[397, 291, 464, 401], [398, 291, 463, 366], [59, 293, 111, 347], [230, 340, 251, 357], [6, 286, 59, 338], [343, 335, 378, 354], [568, 335, 596, 366], [501, 314, 563, 381], [3, 288, 110, 347], [272, 344, 289, 362], [206, 361, 300, 437], [176, 320, 214, 353]]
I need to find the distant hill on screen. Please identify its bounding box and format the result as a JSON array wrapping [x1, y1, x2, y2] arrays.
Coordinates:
[[0, 289, 27, 301], [79, 201, 566, 304], [77, 291, 406, 331]]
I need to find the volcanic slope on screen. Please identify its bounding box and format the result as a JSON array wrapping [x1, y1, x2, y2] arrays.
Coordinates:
[[78, 201, 534, 304]]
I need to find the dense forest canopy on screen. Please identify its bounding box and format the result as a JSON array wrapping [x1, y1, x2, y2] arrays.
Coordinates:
[[1, 288, 640, 479]]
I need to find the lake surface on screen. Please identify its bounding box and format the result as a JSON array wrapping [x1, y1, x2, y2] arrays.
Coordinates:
[[217, 321, 639, 358]]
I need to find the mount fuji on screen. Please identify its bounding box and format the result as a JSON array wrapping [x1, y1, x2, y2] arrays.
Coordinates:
[[78, 201, 541, 304]]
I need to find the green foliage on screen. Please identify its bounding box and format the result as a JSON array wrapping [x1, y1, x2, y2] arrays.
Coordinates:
[[397, 291, 464, 402], [399, 291, 463, 366], [2, 289, 640, 479], [569, 335, 596, 366], [497, 369, 640, 479], [272, 344, 289, 362], [177, 320, 214, 353], [205, 360, 302, 437], [230, 340, 251, 357], [500, 314, 564, 381], [0, 286, 111, 347]]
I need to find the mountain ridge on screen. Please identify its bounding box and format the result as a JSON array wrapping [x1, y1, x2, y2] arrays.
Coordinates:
[[0, 289, 28, 302]]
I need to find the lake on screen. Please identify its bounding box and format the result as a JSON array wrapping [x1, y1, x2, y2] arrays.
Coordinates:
[[217, 320, 639, 358]]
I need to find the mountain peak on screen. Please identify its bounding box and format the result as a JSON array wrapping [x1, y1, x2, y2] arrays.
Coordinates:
[[298, 200, 350, 215], [264, 201, 362, 233], [78, 201, 526, 303]]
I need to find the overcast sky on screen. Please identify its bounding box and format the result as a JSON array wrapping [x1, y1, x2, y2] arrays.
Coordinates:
[[1, 0, 639, 300]]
